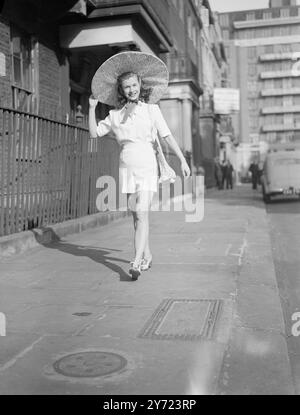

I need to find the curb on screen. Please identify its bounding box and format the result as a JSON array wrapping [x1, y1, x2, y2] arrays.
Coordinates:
[[0, 210, 130, 259], [217, 192, 295, 395]]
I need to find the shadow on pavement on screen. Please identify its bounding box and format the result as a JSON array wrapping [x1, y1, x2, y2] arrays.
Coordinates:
[[31, 229, 132, 282]]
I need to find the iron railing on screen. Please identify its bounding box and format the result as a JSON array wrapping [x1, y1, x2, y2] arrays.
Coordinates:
[[0, 106, 120, 236]]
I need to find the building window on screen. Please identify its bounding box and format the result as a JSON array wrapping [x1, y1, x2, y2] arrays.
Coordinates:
[[283, 96, 293, 106], [248, 64, 257, 76], [247, 80, 257, 92], [265, 45, 274, 53], [284, 113, 293, 125], [222, 29, 229, 40], [264, 79, 274, 89], [219, 14, 229, 27], [262, 28, 272, 37], [294, 96, 300, 105], [246, 12, 255, 21], [283, 78, 292, 89], [282, 44, 290, 53], [11, 26, 34, 112], [249, 99, 258, 110], [247, 47, 257, 58], [263, 11, 272, 19], [280, 8, 290, 18], [274, 79, 283, 89], [249, 115, 258, 130]]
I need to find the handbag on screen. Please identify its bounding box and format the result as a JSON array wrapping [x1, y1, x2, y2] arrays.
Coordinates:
[[155, 134, 176, 184], [148, 105, 176, 184]]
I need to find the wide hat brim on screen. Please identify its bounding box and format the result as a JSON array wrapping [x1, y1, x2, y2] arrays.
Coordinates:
[[91, 51, 169, 107]]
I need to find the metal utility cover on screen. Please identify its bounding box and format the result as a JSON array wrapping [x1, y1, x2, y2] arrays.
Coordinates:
[[53, 351, 127, 378], [139, 299, 222, 341]]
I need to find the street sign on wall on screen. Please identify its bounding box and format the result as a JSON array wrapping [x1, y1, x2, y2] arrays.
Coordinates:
[[213, 88, 240, 114]]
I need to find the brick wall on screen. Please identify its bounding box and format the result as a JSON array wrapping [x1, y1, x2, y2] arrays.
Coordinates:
[[38, 41, 63, 116], [0, 9, 69, 119], [0, 15, 12, 107]]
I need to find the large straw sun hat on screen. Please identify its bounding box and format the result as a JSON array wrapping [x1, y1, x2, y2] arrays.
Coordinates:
[[91, 51, 169, 107]]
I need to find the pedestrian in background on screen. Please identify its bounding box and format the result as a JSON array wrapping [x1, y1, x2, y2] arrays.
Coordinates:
[[221, 160, 228, 190], [89, 52, 190, 281], [225, 160, 234, 189], [249, 160, 260, 190], [214, 157, 222, 190]]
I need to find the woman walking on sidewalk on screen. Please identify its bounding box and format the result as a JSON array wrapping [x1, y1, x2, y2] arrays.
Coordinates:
[[89, 52, 190, 281]]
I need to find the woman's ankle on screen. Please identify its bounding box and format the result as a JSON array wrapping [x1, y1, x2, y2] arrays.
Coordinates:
[[132, 256, 143, 267], [143, 252, 152, 260]]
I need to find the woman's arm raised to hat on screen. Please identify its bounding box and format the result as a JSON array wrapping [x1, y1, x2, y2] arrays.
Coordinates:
[[89, 96, 99, 138], [89, 96, 113, 138]]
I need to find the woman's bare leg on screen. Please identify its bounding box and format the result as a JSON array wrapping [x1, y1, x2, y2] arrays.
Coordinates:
[[131, 210, 137, 255], [128, 191, 153, 265], [143, 219, 152, 260]]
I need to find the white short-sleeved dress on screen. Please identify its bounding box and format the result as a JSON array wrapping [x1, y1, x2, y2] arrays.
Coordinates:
[[96, 102, 171, 194]]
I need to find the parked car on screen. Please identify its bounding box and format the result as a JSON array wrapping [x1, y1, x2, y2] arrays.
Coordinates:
[[261, 145, 300, 203]]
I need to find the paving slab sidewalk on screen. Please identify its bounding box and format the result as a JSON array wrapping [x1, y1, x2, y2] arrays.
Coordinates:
[[0, 185, 294, 395]]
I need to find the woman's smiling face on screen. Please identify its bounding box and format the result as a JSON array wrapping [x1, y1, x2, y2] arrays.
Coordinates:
[[121, 74, 141, 102]]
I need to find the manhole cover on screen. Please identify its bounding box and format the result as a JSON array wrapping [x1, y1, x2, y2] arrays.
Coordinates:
[[139, 298, 222, 341], [53, 352, 127, 378]]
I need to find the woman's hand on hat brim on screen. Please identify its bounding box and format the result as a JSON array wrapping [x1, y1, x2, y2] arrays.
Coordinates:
[[89, 95, 98, 108]]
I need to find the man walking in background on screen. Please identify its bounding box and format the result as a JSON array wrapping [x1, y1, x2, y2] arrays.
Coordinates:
[[226, 160, 234, 189], [249, 160, 260, 190]]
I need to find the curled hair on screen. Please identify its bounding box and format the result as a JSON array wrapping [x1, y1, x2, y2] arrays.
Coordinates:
[[116, 71, 153, 108]]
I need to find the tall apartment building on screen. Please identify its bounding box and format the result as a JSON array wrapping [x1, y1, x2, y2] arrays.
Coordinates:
[[219, 0, 300, 150]]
